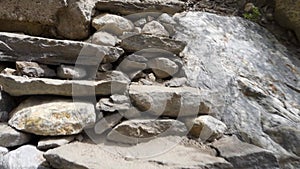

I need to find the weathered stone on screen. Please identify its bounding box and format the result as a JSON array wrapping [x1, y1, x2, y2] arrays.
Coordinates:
[[157, 13, 177, 25], [0, 32, 124, 65], [134, 18, 147, 27], [120, 34, 186, 54], [44, 142, 165, 169], [275, 0, 300, 40], [165, 77, 187, 87], [96, 98, 130, 113], [37, 136, 75, 150], [129, 85, 210, 117], [107, 119, 187, 144], [212, 136, 280, 169], [92, 31, 120, 46], [127, 54, 148, 62], [0, 0, 95, 40], [0, 68, 17, 76], [0, 123, 32, 147], [98, 63, 113, 72], [142, 21, 169, 37], [57, 64, 87, 79], [0, 72, 129, 96], [92, 14, 135, 36], [8, 97, 96, 136], [0, 91, 15, 122], [110, 94, 130, 104], [0, 145, 49, 169], [174, 12, 300, 164], [147, 57, 179, 78], [95, 0, 184, 15], [185, 115, 227, 142], [118, 58, 147, 73], [16, 61, 55, 77], [0, 147, 8, 156], [94, 113, 123, 134]]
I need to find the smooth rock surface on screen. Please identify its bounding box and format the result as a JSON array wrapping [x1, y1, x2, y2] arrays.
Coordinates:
[[147, 57, 179, 78], [120, 34, 186, 54], [0, 32, 124, 65], [142, 21, 169, 37], [94, 113, 123, 134], [37, 136, 75, 150], [8, 97, 96, 136], [107, 119, 187, 144], [129, 85, 211, 117], [174, 12, 300, 162], [212, 136, 280, 169], [92, 31, 120, 46], [57, 64, 87, 79], [95, 0, 184, 15], [0, 147, 8, 156], [0, 72, 129, 96], [185, 115, 227, 142], [0, 145, 49, 169], [0, 123, 32, 147]]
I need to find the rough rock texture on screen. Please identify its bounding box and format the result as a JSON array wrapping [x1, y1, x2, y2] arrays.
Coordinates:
[[129, 85, 211, 117], [57, 64, 87, 79], [37, 136, 75, 150], [147, 57, 179, 78], [16, 61, 56, 78], [174, 12, 300, 164], [120, 34, 186, 54], [92, 31, 120, 46], [0, 123, 32, 147], [142, 21, 170, 37], [0, 91, 15, 122], [0, 72, 129, 96], [8, 97, 96, 136], [185, 115, 227, 142], [212, 136, 280, 169], [0, 145, 49, 169], [275, 0, 300, 40], [95, 0, 184, 15], [107, 119, 187, 144], [0, 0, 95, 39], [0, 32, 124, 65]]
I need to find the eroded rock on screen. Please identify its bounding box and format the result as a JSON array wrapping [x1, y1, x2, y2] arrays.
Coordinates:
[[0, 123, 32, 147]]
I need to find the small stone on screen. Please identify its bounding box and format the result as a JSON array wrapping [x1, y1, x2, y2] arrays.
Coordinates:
[[92, 31, 120, 46], [165, 77, 187, 87], [37, 136, 75, 150], [148, 57, 179, 78], [0, 147, 8, 156], [244, 3, 255, 12], [57, 64, 87, 79], [142, 21, 169, 37], [0, 123, 32, 147], [94, 113, 123, 134], [96, 98, 130, 113], [185, 115, 227, 142], [16, 61, 47, 77], [1, 68, 17, 75], [8, 97, 96, 136], [110, 94, 130, 104], [134, 18, 147, 27], [157, 13, 177, 24], [148, 73, 156, 82], [0, 145, 49, 169], [92, 14, 134, 36], [107, 119, 187, 144]]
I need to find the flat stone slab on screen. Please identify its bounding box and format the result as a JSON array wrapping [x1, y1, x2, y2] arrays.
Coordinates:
[[0, 72, 129, 96], [0, 123, 32, 147], [95, 0, 184, 15], [0, 32, 124, 65]]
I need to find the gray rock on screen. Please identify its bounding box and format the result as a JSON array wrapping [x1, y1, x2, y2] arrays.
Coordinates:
[[16, 61, 55, 77], [0, 72, 129, 96], [107, 119, 187, 144], [0, 123, 32, 147], [91, 31, 120, 46], [95, 0, 184, 15], [127, 54, 148, 62], [0, 32, 124, 65], [98, 63, 113, 72], [57, 64, 87, 79], [129, 85, 211, 117], [134, 18, 147, 27], [157, 13, 177, 25], [120, 34, 186, 54], [0, 147, 8, 156], [97, 98, 130, 113], [0, 145, 49, 169], [92, 14, 134, 36], [94, 113, 123, 134], [118, 58, 147, 73], [44, 142, 164, 169], [37, 136, 75, 150], [174, 11, 300, 164], [165, 77, 187, 87], [147, 57, 179, 78], [142, 21, 169, 37], [8, 97, 96, 136], [212, 136, 280, 169], [0, 0, 95, 40], [110, 94, 130, 104], [0, 91, 15, 122], [184, 115, 227, 142]]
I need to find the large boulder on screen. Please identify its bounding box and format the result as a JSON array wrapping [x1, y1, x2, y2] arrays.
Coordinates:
[[0, 0, 96, 40], [174, 11, 300, 166], [274, 0, 300, 41], [8, 97, 96, 136]]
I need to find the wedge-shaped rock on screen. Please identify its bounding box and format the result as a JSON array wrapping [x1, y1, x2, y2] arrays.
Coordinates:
[[120, 34, 186, 54], [107, 119, 187, 144], [212, 136, 280, 169], [0, 72, 129, 96], [0, 32, 124, 65], [8, 97, 96, 136], [37, 136, 75, 150], [95, 0, 184, 15], [0, 123, 32, 147], [129, 85, 210, 117]]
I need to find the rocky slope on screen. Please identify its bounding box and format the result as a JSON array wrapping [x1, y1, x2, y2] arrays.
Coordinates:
[[0, 0, 299, 169]]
